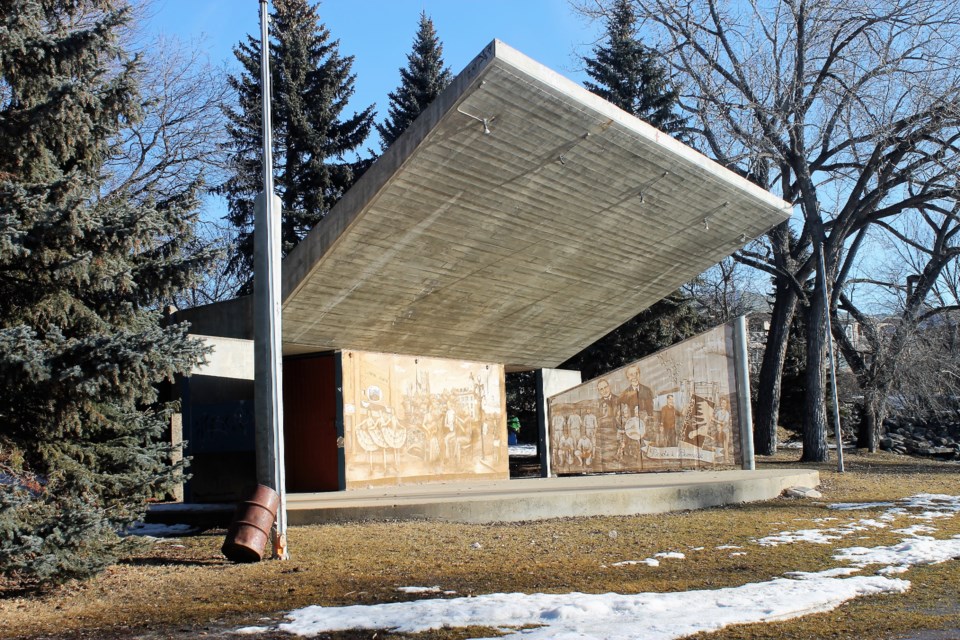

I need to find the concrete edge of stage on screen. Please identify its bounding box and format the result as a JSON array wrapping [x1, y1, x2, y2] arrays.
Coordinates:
[[285, 468, 820, 525], [145, 469, 820, 528]]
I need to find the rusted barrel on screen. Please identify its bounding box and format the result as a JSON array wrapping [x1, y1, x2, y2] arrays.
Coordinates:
[[221, 484, 279, 563]]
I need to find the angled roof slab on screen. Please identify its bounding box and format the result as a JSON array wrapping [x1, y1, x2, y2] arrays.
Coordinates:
[[205, 40, 792, 370]]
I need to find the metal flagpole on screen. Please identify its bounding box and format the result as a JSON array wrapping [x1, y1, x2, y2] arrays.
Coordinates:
[[254, 0, 289, 558], [818, 239, 845, 473]]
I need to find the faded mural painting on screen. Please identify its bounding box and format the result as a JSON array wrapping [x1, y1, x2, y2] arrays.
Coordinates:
[[341, 350, 508, 487], [547, 323, 742, 474]]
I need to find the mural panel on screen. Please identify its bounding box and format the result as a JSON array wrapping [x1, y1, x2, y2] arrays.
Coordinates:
[[341, 350, 508, 488], [547, 323, 742, 474]]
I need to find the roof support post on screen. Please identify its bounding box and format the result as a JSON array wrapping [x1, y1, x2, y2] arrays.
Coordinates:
[[733, 315, 755, 470]]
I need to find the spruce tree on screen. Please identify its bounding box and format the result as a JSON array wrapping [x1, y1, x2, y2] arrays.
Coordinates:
[[219, 0, 375, 283], [377, 12, 452, 150], [0, 0, 210, 583], [584, 0, 685, 135]]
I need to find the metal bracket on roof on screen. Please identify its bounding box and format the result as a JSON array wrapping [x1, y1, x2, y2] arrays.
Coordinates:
[[702, 201, 729, 229], [637, 171, 670, 203], [457, 106, 493, 134]]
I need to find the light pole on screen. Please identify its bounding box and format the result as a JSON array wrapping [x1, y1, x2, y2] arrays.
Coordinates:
[[818, 239, 845, 473], [254, 0, 288, 559]]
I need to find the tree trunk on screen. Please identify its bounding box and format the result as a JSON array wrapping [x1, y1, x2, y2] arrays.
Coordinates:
[[801, 278, 829, 462], [857, 398, 879, 452], [753, 281, 799, 455], [858, 384, 890, 453]]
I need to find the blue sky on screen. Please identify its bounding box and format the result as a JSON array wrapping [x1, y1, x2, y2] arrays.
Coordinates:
[[142, 0, 602, 126]]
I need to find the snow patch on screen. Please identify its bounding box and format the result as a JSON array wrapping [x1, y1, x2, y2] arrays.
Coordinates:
[[612, 559, 659, 567], [508, 444, 538, 457], [783, 567, 860, 580], [835, 535, 960, 572], [270, 576, 908, 639], [397, 586, 451, 594]]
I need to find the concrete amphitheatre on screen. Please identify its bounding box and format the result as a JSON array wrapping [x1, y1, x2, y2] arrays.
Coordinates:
[[162, 40, 816, 526]]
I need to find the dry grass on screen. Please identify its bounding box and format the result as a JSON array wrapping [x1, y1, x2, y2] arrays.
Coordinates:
[[2, 451, 959, 639]]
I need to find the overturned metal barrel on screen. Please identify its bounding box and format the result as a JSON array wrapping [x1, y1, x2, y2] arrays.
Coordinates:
[[221, 484, 279, 563]]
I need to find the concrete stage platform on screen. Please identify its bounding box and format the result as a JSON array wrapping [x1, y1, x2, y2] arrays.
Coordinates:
[[284, 468, 820, 525], [148, 469, 819, 528]]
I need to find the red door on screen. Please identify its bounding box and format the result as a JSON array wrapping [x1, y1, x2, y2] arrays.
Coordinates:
[[283, 353, 340, 492]]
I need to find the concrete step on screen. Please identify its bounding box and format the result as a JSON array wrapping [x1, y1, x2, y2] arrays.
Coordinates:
[[285, 468, 819, 525]]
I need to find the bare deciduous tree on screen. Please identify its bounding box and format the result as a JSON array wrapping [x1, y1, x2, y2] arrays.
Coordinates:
[[102, 35, 234, 308], [834, 196, 960, 449], [685, 256, 766, 323], [576, 0, 960, 460], [104, 36, 230, 205], [170, 217, 243, 309]]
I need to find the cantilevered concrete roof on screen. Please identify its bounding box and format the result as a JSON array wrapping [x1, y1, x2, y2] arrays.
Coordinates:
[[275, 40, 791, 369]]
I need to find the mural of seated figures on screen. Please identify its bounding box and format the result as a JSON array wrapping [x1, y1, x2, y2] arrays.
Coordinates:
[[548, 323, 743, 475], [341, 350, 508, 488]]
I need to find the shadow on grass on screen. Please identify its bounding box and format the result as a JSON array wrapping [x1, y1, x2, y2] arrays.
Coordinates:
[[119, 556, 227, 568], [757, 451, 959, 477]]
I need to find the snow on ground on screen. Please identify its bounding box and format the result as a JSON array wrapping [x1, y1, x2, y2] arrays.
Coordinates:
[[254, 574, 908, 640], [508, 443, 538, 457], [612, 559, 660, 567], [610, 550, 684, 567], [234, 494, 960, 639], [835, 535, 960, 572], [783, 567, 860, 580], [756, 517, 890, 547], [757, 495, 960, 548], [893, 524, 937, 536], [397, 586, 457, 595]]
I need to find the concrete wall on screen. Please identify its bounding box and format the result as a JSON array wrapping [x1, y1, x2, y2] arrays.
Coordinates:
[[547, 323, 743, 475], [190, 335, 255, 379], [172, 297, 254, 341], [177, 335, 257, 502], [535, 369, 583, 477], [181, 375, 256, 502]]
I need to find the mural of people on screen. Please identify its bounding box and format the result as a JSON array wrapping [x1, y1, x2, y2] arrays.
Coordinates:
[[595, 379, 618, 466], [342, 351, 507, 487], [575, 428, 595, 469], [659, 394, 680, 447], [557, 422, 575, 466], [619, 365, 654, 419], [547, 323, 743, 474]]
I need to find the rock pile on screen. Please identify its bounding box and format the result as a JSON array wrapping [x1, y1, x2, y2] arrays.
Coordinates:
[[880, 418, 960, 459]]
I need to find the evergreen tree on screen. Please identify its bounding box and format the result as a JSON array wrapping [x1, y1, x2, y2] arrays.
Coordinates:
[[377, 12, 452, 150], [0, 0, 210, 583], [219, 0, 375, 283], [583, 0, 685, 135]]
